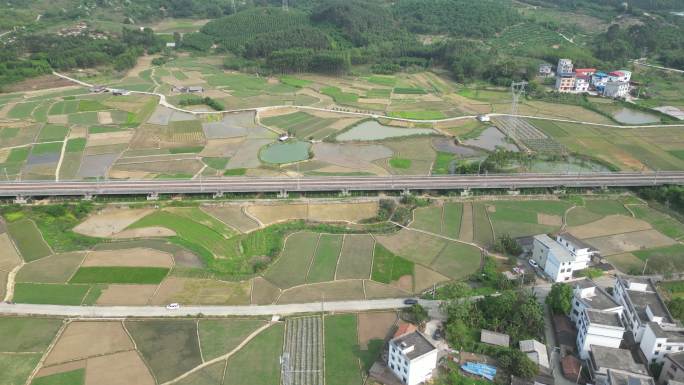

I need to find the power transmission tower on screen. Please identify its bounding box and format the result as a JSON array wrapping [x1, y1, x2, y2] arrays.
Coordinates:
[[510, 81, 528, 116], [282, 0, 289, 11], [230, 0, 236, 13]]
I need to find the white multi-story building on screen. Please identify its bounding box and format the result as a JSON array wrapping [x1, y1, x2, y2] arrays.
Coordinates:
[[575, 75, 591, 92], [658, 351, 684, 384], [531, 233, 594, 282], [588, 345, 649, 385], [603, 81, 630, 98], [557, 58, 574, 74], [609, 70, 632, 83], [613, 277, 676, 343], [570, 279, 625, 359], [606, 369, 655, 385], [640, 323, 684, 365], [388, 331, 438, 385]]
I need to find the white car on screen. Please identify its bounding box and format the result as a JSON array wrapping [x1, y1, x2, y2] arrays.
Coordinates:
[[166, 303, 180, 310], [528, 259, 539, 268]]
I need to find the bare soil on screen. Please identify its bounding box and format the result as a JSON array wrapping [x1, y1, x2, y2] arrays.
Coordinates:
[[112, 227, 177, 239], [45, 321, 134, 365], [357, 311, 397, 349], [37, 360, 86, 378], [150, 277, 251, 305], [85, 350, 155, 385], [568, 215, 652, 239], [0, 233, 22, 271], [82, 248, 174, 268], [96, 285, 158, 306], [413, 264, 450, 292], [585, 229, 677, 255], [538, 213, 563, 226], [73, 208, 153, 238]]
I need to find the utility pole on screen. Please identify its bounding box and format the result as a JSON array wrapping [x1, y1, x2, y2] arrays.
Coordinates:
[[282, 0, 288, 11]]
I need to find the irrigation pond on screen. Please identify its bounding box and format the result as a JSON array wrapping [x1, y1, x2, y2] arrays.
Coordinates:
[[335, 120, 435, 141], [260, 140, 311, 164]]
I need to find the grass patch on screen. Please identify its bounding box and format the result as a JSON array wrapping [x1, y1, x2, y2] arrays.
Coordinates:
[[224, 168, 247, 176], [13, 283, 89, 305], [411, 206, 443, 234], [77, 100, 108, 112], [279, 75, 311, 88], [388, 110, 446, 120], [367, 88, 391, 98], [126, 320, 203, 383], [0, 317, 63, 352], [37, 124, 69, 142], [8, 101, 40, 119], [367, 76, 396, 87], [65, 138, 86, 153], [89, 126, 125, 134], [31, 142, 63, 156], [31, 369, 85, 385], [223, 323, 284, 385], [389, 157, 412, 169], [68, 112, 99, 125], [336, 234, 375, 279], [473, 203, 494, 247], [321, 86, 359, 104], [325, 314, 363, 385], [431, 242, 482, 280], [6, 147, 30, 163], [199, 319, 266, 361], [432, 152, 456, 175], [668, 150, 684, 161], [202, 157, 229, 169], [69, 267, 169, 284], [7, 219, 52, 261], [306, 234, 343, 283], [584, 199, 629, 216], [393, 87, 426, 94], [371, 243, 414, 284], [0, 353, 42, 385], [169, 146, 204, 154]]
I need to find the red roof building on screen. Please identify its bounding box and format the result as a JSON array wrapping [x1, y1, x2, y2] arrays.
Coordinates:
[[575, 68, 597, 76]]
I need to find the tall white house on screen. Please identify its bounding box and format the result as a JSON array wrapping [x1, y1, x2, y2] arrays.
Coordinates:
[[603, 82, 630, 98], [557, 58, 574, 74], [613, 277, 675, 343], [639, 323, 684, 364], [531, 233, 594, 282], [571, 279, 625, 359], [388, 331, 438, 385]]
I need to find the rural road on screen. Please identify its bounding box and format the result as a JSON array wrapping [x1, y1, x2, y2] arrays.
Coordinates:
[[0, 172, 683, 197], [0, 298, 439, 318]]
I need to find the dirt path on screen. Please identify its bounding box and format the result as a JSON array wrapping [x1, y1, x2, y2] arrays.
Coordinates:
[[459, 202, 474, 242], [3, 262, 24, 302], [54, 137, 68, 181], [160, 322, 275, 385]]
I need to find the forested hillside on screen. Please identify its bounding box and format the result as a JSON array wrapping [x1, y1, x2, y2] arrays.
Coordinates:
[[0, 0, 683, 90]]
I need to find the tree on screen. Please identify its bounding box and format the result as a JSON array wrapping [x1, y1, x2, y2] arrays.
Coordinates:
[[406, 304, 428, 325], [493, 234, 523, 256], [546, 283, 573, 315], [668, 298, 684, 320]]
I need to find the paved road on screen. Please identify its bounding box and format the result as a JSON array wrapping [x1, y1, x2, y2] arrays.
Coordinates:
[[0, 298, 439, 318], [0, 172, 682, 197]]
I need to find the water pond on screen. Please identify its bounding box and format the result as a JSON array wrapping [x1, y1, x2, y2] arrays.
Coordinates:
[[259, 140, 311, 164], [335, 120, 435, 141], [462, 126, 518, 152], [613, 108, 660, 124]]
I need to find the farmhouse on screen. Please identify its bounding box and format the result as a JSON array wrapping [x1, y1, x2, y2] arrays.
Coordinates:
[[552, 59, 632, 97], [588, 345, 648, 385], [388, 330, 438, 385], [570, 279, 625, 359], [639, 323, 684, 364], [658, 351, 684, 384], [519, 339, 550, 369], [613, 277, 675, 343], [607, 370, 655, 385], [531, 233, 593, 282], [539, 63, 554, 77]]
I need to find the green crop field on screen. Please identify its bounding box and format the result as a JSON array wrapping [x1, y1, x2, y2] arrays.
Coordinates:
[[321, 86, 359, 104], [13, 283, 89, 305], [325, 315, 363, 385], [199, 319, 266, 361], [6, 147, 30, 163], [261, 111, 335, 140], [389, 157, 412, 169], [48, 100, 79, 115], [473, 203, 494, 247], [0, 353, 42, 385], [584, 199, 629, 216], [410, 206, 442, 234], [566, 207, 603, 226], [367, 75, 396, 87], [65, 138, 86, 152], [126, 320, 203, 383], [77, 100, 108, 112], [264, 232, 318, 288], [8, 102, 41, 119], [16, 252, 84, 284], [223, 323, 284, 385], [31, 142, 63, 156], [7, 219, 52, 261], [443, 203, 463, 238], [306, 234, 343, 283], [631, 205, 684, 240], [371, 243, 414, 284], [430, 242, 481, 280], [68, 112, 99, 125], [634, 244, 684, 274], [37, 124, 69, 142], [69, 267, 169, 284], [0, 317, 63, 352], [388, 110, 446, 120], [335, 234, 375, 280], [31, 369, 85, 385]]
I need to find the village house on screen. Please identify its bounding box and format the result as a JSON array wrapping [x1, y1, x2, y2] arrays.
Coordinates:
[[531, 233, 594, 282], [639, 323, 684, 364], [613, 277, 676, 343], [387, 330, 438, 385], [658, 352, 684, 384], [588, 345, 649, 385]]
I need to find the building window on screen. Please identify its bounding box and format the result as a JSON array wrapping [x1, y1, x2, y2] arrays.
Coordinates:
[[658, 344, 663, 348], [655, 351, 660, 355], [403, 377, 407, 383], [667, 346, 672, 351], [679, 347, 683, 351], [391, 364, 395, 370]]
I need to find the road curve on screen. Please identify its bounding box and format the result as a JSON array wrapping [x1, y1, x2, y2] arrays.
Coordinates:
[[0, 172, 682, 197], [0, 298, 438, 318]]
